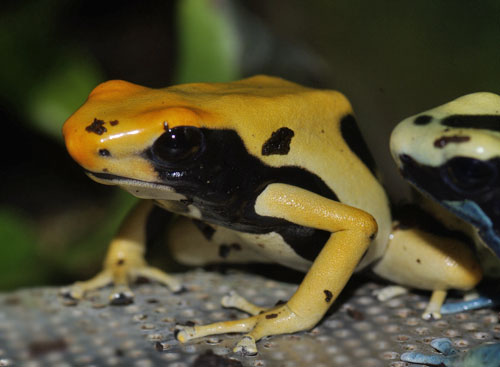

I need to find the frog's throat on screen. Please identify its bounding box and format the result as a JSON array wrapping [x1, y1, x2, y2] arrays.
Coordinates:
[[86, 171, 185, 201]]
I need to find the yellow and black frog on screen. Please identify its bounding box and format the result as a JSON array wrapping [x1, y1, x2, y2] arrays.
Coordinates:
[[62, 76, 482, 354]]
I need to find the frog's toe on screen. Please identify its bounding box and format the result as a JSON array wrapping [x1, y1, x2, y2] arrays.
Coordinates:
[[221, 291, 266, 315], [401, 351, 447, 366], [60, 270, 113, 301], [422, 290, 446, 320], [233, 335, 258, 356], [174, 325, 197, 343], [373, 285, 408, 302], [430, 338, 456, 356], [133, 266, 183, 292], [422, 310, 442, 320]]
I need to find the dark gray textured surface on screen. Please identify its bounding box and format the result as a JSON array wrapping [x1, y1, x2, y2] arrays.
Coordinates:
[[0, 270, 498, 367]]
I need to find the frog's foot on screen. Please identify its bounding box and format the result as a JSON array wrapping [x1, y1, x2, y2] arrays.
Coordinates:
[[60, 265, 182, 305], [422, 289, 447, 320], [373, 285, 409, 302], [402, 338, 462, 366], [175, 302, 315, 356]]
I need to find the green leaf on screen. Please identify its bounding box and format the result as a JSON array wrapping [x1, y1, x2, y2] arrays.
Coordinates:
[[175, 0, 241, 83], [26, 51, 103, 141], [0, 209, 44, 290]]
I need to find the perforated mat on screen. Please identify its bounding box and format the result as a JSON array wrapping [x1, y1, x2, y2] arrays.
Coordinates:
[[1, 270, 498, 367]]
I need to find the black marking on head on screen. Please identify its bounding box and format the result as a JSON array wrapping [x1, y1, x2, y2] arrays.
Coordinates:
[[261, 127, 294, 156], [109, 120, 119, 126], [324, 290, 333, 303], [441, 114, 500, 132], [86, 118, 107, 135], [340, 115, 378, 177], [398, 155, 500, 254], [116, 259, 125, 266], [433, 135, 470, 148], [416, 258, 421, 264], [99, 149, 111, 157], [265, 313, 278, 319], [414, 115, 433, 125], [144, 128, 339, 262], [192, 219, 215, 240]]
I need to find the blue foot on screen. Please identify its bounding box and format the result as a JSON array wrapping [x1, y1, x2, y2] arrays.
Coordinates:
[[401, 338, 500, 367]]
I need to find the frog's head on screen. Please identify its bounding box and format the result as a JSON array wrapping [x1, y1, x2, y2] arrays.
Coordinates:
[[62, 79, 216, 199], [390, 92, 500, 256], [63, 76, 326, 202]]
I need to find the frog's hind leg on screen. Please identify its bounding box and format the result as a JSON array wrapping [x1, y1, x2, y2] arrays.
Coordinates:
[[61, 200, 182, 304], [373, 225, 482, 319]]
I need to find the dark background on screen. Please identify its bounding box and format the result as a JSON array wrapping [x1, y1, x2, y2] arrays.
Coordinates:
[[1, 0, 499, 290]]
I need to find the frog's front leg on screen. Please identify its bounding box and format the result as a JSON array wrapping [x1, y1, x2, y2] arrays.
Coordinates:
[[176, 183, 377, 355], [62, 200, 182, 304]]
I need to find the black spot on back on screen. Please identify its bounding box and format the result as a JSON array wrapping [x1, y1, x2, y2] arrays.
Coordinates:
[[340, 115, 377, 177], [414, 115, 433, 125], [442, 115, 500, 132], [261, 127, 295, 156]]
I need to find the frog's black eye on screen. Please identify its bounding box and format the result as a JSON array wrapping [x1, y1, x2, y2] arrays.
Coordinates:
[[442, 157, 497, 194], [150, 126, 204, 165]]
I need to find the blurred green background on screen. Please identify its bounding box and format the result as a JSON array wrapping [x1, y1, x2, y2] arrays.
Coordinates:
[[1, 0, 500, 290]]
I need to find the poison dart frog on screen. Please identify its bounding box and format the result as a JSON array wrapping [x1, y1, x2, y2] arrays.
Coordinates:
[[62, 76, 482, 355], [391, 93, 500, 276], [390, 92, 500, 313]]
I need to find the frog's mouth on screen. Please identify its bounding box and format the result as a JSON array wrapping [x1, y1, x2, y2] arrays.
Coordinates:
[[86, 171, 185, 200]]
